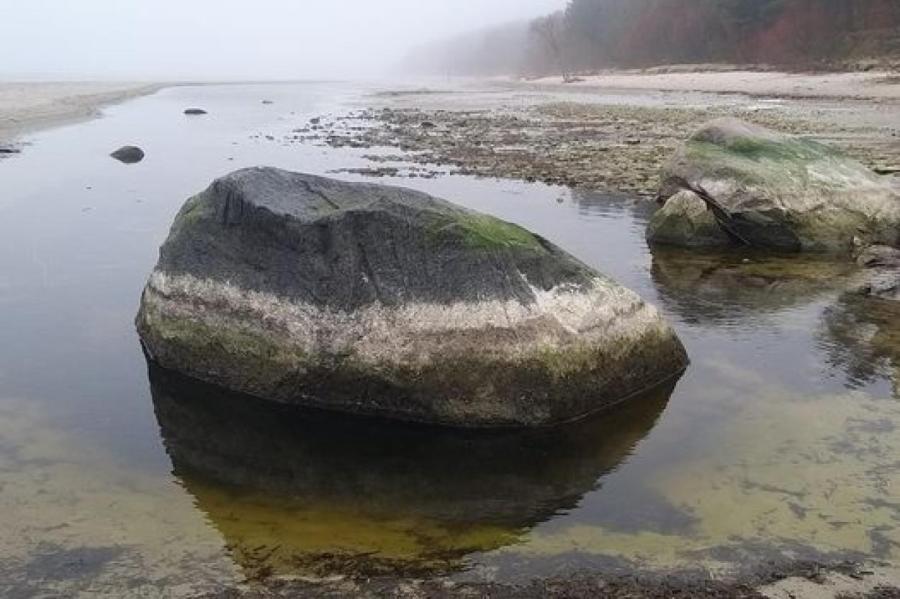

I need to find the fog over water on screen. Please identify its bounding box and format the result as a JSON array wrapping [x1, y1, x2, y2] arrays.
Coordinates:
[[0, 0, 565, 80]]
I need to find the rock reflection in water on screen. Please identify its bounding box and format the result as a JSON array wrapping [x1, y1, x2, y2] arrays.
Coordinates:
[[651, 247, 858, 324], [820, 291, 900, 396], [570, 188, 656, 222], [147, 362, 677, 578]]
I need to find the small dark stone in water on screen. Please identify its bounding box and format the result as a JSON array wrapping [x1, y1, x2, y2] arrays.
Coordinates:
[[0, 147, 21, 154], [421, 121, 436, 129], [110, 145, 145, 164], [261, 100, 274, 105], [184, 108, 207, 115], [309, 117, 321, 125]]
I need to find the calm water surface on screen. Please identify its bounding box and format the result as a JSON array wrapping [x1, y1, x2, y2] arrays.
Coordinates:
[[1, 83, 899, 596]]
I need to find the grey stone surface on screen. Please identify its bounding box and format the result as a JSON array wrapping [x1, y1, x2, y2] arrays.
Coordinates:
[[110, 145, 144, 164], [137, 167, 688, 427]]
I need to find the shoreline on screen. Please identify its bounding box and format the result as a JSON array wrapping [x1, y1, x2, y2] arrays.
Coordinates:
[[511, 68, 900, 102], [0, 81, 169, 148], [289, 69, 900, 196], [197, 561, 900, 599]]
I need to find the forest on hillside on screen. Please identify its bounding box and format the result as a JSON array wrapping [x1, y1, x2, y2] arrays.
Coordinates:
[[409, 0, 900, 76]]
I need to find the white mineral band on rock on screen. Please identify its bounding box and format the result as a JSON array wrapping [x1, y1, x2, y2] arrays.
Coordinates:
[[144, 270, 673, 366]]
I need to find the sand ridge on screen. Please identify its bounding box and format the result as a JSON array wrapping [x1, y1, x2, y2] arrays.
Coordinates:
[[0, 81, 166, 145]]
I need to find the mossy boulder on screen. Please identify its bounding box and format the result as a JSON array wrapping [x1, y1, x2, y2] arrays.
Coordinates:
[[137, 167, 687, 428], [650, 118, 900, 251]]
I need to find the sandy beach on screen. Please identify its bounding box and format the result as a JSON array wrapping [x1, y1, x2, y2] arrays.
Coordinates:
[[523, 69, 900, 101], [0, 82, 165, 147]]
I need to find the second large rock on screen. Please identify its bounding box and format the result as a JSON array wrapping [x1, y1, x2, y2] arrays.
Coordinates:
[[649, 118, 900, 252]]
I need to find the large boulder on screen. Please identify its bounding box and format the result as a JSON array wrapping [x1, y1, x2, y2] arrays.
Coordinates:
[[136, 167, 687, 428], [649, 118, 900, 251]]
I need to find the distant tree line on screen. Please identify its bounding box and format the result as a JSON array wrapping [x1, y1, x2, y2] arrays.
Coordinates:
[[408, 0, 900, 76], [563, 0, 900, 69]]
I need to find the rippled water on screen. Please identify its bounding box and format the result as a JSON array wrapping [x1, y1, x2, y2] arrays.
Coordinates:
[[1, 83, 899, 597]]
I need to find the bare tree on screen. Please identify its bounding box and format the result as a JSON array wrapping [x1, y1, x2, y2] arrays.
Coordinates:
[[531, 13, 575, 82]]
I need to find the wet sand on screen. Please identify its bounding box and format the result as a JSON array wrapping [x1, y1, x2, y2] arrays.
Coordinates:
[[0, 82, 165, 147]]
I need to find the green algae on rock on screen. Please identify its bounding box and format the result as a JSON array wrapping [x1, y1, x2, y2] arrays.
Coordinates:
[[136, 167, 687, 427], [650, 118, 900, 252]]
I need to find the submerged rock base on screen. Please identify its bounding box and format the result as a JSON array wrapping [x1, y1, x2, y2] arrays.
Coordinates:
[[139, 271, 685, 427]]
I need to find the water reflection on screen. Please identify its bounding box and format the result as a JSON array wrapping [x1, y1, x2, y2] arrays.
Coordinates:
[[819, 291, 900, 396], [148, 362, 678, 578], [569, 188, 656, 222], [651, 247, 858, 324]]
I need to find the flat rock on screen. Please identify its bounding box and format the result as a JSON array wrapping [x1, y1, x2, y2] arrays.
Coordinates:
[[184, 108, 207, 115], [650, 118, 900, 251], [136, 167, 688, 427]]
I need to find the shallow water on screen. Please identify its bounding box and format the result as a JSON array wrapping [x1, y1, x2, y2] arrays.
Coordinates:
[[1, 83, 899, 597]]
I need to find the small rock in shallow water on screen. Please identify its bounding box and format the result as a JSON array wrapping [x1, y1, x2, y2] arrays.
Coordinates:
[[184, 108, 207, 115], [110, 145, 144, 164], [856, 244, 900, 268], [855, 269, 900, 301]]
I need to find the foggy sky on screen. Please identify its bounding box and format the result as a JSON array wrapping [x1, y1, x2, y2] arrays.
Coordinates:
[[0, 0, 566, 81]]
